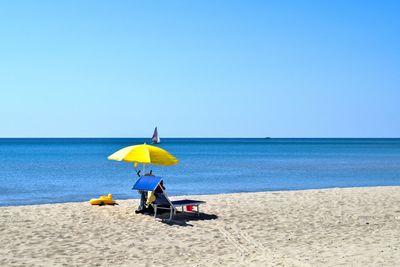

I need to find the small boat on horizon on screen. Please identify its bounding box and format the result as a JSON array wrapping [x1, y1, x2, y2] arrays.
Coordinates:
[[152, 127, 161, 144]]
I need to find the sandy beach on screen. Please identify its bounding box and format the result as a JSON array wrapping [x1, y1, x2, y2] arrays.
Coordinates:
[[1, 186, 400, 266]]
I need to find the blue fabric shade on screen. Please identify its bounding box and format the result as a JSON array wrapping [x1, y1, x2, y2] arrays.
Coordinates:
[[132, 176, 162, 191]]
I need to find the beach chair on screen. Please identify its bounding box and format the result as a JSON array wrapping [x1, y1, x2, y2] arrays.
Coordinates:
[[132, 176, 206, 220]]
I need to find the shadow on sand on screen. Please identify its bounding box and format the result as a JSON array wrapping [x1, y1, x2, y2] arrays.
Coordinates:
[[156, 212, 218, 227]]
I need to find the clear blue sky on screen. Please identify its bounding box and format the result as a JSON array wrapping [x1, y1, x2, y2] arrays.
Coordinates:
[[1, 0, 399, 137]]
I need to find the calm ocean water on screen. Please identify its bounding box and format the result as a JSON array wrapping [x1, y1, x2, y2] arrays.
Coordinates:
[[1, 138, 400, 206]]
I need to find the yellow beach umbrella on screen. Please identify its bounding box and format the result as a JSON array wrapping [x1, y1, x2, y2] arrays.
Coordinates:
[[107, 143, 178, 173]]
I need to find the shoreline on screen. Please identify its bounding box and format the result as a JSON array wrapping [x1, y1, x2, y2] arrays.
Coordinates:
[[2, 185, 400, 208], [2, 186, 400, 266]]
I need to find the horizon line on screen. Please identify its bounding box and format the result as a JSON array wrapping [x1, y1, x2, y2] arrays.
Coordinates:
[[0, 137, 399, 139]]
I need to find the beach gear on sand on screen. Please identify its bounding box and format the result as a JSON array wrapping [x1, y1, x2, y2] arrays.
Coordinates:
[[108, 143, 181, 213], [132, 176, 205, 220], [89, 194, 116, 205]]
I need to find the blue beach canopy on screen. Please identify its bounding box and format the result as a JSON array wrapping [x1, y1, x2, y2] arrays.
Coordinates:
[[132, 176, 163, 191]]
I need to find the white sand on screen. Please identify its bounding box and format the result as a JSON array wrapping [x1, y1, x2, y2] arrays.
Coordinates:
[[1, 186, 400, 266]]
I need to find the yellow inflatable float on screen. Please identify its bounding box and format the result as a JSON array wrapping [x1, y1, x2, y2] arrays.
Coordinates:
[[89, 194, 117, 206]]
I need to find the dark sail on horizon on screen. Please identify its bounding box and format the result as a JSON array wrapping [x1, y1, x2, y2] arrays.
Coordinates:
[[152, 127, 160, 144]]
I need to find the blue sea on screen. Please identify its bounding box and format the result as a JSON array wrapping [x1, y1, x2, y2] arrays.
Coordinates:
[[1, 138, 400, 206]]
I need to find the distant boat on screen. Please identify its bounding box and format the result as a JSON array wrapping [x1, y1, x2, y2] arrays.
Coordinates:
[[152, 127, 160, 144]]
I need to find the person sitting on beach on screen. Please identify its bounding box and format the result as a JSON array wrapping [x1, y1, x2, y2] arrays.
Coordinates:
[[135, 190, 147, 214], [136, 170, 157, 213], [136, 170, 151, 213]]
